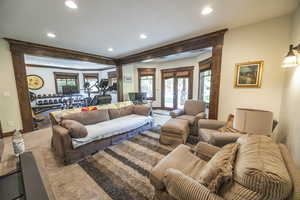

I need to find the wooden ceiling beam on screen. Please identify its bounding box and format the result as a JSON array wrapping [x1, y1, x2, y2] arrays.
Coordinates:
[[4, 38, 116, 65], [118, 29, 228, 65]]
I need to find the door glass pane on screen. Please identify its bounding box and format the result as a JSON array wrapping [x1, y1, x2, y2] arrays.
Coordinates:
[[199, 70, 211, 103], [177, 77, 189, 109], [140, 75, 153, 99], [199, 69, 212, 117], [164, 78, 174, 108]]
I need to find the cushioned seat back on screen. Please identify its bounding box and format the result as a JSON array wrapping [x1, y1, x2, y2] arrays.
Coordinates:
[[233, 135, 292, 200], [183, 100, 205, 116]]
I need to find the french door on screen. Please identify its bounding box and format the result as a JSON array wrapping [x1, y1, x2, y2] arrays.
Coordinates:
[[161, 67, 193, 109]]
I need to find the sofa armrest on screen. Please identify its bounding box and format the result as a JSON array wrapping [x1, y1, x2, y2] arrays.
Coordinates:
[[169, 109, 184, 118], [195, 112, 206, 120], [51, 125, 72, 159], [163, 168, 223, 200], [192, 142, 221, 161], [198, 119, 226, 130]]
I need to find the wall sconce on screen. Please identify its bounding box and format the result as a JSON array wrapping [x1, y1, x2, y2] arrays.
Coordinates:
[[282, 44, 300, 68]]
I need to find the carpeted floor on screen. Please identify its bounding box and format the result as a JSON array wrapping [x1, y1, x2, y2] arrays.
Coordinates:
[[0, 110, 201, 200]]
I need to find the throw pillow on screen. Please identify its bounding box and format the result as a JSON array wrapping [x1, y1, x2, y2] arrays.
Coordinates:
[[198, 143, 239, 193], [134, 105, 151, 116], [218, 114, 239, 133], [61, 119, 88, 138]]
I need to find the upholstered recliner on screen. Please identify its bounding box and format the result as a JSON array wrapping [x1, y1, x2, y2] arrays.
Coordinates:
[[170, 100, 206, 136], [150, 135, 300, 200], [199, 109, 276, 147]]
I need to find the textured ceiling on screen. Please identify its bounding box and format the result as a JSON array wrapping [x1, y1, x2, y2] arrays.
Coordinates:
[[0, 0, 298, 58]]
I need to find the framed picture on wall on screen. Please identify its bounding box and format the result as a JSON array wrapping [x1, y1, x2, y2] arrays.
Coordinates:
[[234, 61, 264, 88], [27, 74, 44, 90]]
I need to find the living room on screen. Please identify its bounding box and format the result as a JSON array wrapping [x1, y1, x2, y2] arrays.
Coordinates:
[[0, 0, 300, 200]]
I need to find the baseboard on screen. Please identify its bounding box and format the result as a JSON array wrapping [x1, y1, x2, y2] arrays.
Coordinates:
[[3, 129, 23, 137]]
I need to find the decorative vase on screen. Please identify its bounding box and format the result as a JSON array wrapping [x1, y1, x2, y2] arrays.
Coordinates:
[[12, 130, 25, 157]]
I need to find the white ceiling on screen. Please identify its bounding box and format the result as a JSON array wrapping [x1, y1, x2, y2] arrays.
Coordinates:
[[0, 0, 298, 58], [25, 55, 114, 69]]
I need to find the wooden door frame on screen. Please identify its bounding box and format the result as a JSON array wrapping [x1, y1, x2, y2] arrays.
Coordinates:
[[161, 66, 194, 109], [5, 38, 116, 133], [119, 29, 227, 119], [5, 29, 226, 133]]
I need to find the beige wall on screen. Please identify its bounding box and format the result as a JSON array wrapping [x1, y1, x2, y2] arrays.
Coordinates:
[[219, 16, 290, 120], [0, 39, 22, 132], [122, 52, 212, 107], [279, 5, 300, 167]]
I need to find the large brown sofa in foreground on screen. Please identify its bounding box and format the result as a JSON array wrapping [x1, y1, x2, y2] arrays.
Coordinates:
[[50, 104, 152, 164], [150, 135, 300, 200]]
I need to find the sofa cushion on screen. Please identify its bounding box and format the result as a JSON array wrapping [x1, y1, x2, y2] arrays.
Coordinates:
[[176, 115, 195, 125], [184, 100, 205, 116], [133, 105, 151, 116], [62, 109, 110, 125], [150, 144, 207, 190], [161, 119, 189, 135], [61, 119, 88, 138], [120, 105, 134, 117], [234, 135, 292, 200], [71, 114, 152, 148], [198, 143, 239, 193], [108, 108, 121, 119]]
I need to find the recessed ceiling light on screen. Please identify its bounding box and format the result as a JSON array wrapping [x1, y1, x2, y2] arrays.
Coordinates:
[[47, 32, 56, 38], [107, 48, 114, 52], [140, 34, 148, 39], [65, 0, 78, 9], [201, 7, 213, 15]]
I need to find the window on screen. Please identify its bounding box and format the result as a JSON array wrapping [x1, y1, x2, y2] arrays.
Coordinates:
[[54, 72, 79, 94], [138, 68, 156, 100], [83, 73, 99, 93]]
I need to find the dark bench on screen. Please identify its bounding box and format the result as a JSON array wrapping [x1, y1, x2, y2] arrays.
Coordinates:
[[0, 152, 49, 200]]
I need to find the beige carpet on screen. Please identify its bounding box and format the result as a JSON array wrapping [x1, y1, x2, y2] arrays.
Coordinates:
[[0, 111, 178, 200]]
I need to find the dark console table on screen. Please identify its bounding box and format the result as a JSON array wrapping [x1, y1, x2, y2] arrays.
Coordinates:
[[0, 152, 49, 200]]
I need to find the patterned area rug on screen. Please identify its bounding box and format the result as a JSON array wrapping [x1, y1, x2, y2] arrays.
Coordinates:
[[0, 126, 199, 200], [78, 130, 197, 200]]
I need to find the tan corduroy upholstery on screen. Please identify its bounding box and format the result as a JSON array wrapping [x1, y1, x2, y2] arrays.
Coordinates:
[[150, 135, 300, 200], [170, 100, 206, 136], [234, 108, 273, 135], [160, 119, 189, 145], [164, 168, 223, 200]]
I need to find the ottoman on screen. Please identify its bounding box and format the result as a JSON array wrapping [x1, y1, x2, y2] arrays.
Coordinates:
[[160, 118, 190, 145]]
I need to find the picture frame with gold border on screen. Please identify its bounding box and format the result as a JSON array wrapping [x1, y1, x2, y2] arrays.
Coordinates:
[[234, 61, 264, 88]]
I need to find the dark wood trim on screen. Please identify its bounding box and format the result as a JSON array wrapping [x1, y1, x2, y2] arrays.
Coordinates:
[[3, 130, 16, 137], [53, 72, 80, 94], [119, 29, 227, 64], [6, 39, 116, 133], [161, 66, 194, 109], [209, 42, 223, 119], [5, 38, 115, 65], [199, 57, 212, 72], [116, 60, 123, 102], [11, 50, 34, 132], [26, 64, 115, 72], [137, 68, 156, 100]]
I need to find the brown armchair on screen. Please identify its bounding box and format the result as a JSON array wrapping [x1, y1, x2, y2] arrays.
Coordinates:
[[170, 100, 206, 136]]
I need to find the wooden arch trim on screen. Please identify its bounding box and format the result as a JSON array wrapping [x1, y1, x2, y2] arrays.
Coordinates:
[[5, 38, 116, 132]]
